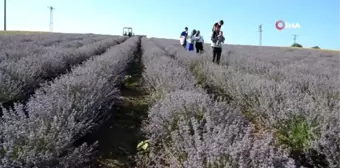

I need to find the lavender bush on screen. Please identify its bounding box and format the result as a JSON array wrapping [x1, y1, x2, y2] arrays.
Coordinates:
[[0, 37, 106, 63], [0, 33, 336, 167], [0, 34, 114, 62], [137, 38, 295, 167], [56, 36, 108, 48], [1, 33, 84, 48], [141, 38, 197, 102], [0, 37, 140, 167], [0, 36, 127, 106], [150, 38, 339, 167], [140, 90, 295, 168]]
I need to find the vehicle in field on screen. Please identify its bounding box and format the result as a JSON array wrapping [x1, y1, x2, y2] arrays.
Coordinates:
[[122, 27, 146, 37]]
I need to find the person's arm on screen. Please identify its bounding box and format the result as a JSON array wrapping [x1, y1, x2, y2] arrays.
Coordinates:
[[221, 36, 225, 43]]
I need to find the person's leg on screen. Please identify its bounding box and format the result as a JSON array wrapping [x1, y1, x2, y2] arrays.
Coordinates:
[[199, 43, 203, 53], [188, 43, 192, 51], [216, 48, 222, 64], [196, 43, 200, 53], [212, 47, 216, 62]]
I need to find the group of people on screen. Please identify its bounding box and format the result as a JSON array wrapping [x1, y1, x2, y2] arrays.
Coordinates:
[[180, 28, 204, 53], [179, 20, 225, 64]]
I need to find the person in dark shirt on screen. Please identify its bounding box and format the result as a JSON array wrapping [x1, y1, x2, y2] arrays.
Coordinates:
[[180, 27, 188, 48], [212, 20, 224, 32], [194, 30, 204, 53]]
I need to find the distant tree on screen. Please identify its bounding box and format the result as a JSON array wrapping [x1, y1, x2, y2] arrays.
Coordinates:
[[291, 43, 303, 48], [312, 46, 320, 49]]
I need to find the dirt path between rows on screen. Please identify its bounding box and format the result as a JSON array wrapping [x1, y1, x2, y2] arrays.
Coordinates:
[[87, 40, 149, 168]]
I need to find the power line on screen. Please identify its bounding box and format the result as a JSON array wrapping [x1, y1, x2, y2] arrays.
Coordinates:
[[48, 6, 55, 32], [258, 24, 262, 46], [293, 34, 298, 43], [4, 0, 6, 31]]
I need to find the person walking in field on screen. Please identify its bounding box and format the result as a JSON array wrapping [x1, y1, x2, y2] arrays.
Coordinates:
[[211, 25, 225, 64], [212, 20, 224, 32], [180, 27, 188, 48], [186, 29, 197, 51], [194, 30, 204, 53]]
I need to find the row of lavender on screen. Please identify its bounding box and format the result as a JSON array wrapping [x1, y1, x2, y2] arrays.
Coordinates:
[[151, 38, 339, 167], [0, 37, 140, 167], [137, 38, 295, 167], [0, 34, 115, 62], [0, 35, 128, 109], [0, 33, 112, 47]]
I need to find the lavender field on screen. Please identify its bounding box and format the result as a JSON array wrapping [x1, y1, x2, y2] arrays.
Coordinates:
[[0, 33, 339, 168]]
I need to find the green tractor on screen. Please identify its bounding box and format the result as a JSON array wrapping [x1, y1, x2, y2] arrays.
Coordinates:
[[122, 27, 146, 37]]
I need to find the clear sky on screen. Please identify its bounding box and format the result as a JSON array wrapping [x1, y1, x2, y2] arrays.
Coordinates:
[[0, 0, 339, 50]]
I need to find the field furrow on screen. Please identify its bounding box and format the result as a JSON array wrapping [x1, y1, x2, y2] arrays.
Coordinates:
[[0, 37, 140, 168], [88, 37, 149, 168]]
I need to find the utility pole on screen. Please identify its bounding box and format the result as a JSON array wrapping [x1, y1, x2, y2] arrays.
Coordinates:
[[293, 34, 297, 43], [258, 24, 262, 46], [48, 6, 55, 32], [4, 0, 6, 31]]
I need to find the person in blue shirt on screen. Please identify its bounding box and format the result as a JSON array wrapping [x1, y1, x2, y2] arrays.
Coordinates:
[[180, 27, 188, 48]]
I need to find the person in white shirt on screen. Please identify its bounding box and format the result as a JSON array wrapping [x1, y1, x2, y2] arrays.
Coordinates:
[[194, 30, 204, 53], [210, 25, 225, 64], [186, 29, 197, 51]]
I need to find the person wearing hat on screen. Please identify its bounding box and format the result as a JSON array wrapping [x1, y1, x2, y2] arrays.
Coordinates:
[[180, 27, 189, 48]]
